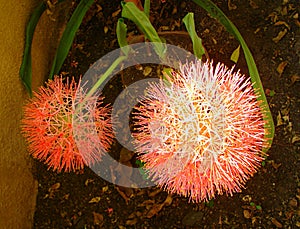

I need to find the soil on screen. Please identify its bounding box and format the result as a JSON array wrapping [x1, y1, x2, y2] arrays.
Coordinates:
[[33, 0, 300, 228]]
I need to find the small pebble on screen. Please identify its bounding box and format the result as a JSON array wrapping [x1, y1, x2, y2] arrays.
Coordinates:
[[243, 209, 251, 219], [143, 66, 152, 77], [289, 198, 298, 208]]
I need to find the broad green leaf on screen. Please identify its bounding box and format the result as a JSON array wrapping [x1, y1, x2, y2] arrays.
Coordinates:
[[182, 13, 205, 59], [121, 1, 166, 58], [19, 2, 47, 96], [116, 18, 130, 55], [192, 0, 274, 153], [230, 45, 240, 63], [20, 0, 67, 96], [49, 0, 94, 79]]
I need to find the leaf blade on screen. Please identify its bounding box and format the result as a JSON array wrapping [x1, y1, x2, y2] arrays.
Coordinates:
[[230, 45, 240, 63], [116, 18, 130, 55], [144, 0, 150, 18], [121, 1, 166, 57], [182, 13, 205, 59], [49, 0, 94, 79], [19, 2, 47, 96]]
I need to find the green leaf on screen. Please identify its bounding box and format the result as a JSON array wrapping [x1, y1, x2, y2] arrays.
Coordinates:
[[116, 18, 130, 55], [49, 0, 94, 79], [19, 2, 47, 96], [20, 0, 67, 95], [269, 90, 275, 97], [135, 159, 145, 167], [182, 13, 205, 59], [230, 45, 240, 63], [144, 0, 150, 18], [162, 67, 174, 87], [121, 1, 166, 58], [135, 160, 149, 181], [256, 205, 262, 210], [205, 199, 214, 207], [192, 0, 274, 154]]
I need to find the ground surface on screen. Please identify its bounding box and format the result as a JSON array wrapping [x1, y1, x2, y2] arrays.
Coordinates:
[[33, 0, 300, 228]]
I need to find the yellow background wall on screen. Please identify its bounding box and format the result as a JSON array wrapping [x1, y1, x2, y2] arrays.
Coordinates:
[[0, 1, 70, 227]]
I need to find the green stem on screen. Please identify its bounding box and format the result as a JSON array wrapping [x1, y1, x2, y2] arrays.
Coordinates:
[[85, 55, 128, 99]]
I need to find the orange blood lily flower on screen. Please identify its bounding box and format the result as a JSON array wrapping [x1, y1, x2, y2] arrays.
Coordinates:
[[22, 76, 113, 172], [133, 61, 268, 202]]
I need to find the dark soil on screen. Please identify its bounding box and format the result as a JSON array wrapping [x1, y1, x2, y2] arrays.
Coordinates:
[[33, 0, 300, 228]]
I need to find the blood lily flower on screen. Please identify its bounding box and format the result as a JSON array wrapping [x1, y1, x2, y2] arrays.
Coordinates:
[[133, 60, 268, 202], [22, 76, 113, 172]]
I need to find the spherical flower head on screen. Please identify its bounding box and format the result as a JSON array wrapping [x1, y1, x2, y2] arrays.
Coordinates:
[[22, 76, 113, 172], [133, 60, 268, 202]]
